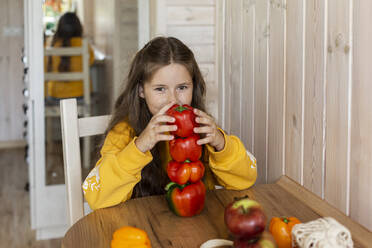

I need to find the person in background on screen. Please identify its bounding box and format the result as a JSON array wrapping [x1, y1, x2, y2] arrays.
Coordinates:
[[45, 12, 94, 99], [83, 36, 258, 210]]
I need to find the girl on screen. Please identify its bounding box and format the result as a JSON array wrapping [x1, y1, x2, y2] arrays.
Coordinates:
[[45, 12, 94, 98], [83, 37, 257, 210]]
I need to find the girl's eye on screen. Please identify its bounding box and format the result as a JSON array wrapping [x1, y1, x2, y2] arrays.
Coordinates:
[[178, 85, 188, 90], [155, 87, 165, 92]]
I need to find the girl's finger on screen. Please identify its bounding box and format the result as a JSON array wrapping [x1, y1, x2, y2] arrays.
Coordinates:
[[194, 108, 213, 120], [197, 136, 212, 146], [157, 101, 177, 115], [152, 114, 175, 124], [155, 124, 177, 134], [194, 126, 213, 134], [195, 116, 213, 125], [156, 134, 174, 141]]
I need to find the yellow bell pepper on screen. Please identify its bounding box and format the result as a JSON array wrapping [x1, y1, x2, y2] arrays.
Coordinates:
[[111, 226, 151, 248]]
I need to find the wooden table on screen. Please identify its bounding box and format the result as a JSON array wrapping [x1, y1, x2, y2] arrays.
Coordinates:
[[62, 176, 370, 247]]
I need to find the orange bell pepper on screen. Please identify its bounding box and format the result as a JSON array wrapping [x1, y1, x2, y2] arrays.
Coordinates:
[[111, 226, 151, 248], [269, 217, 301, 248]]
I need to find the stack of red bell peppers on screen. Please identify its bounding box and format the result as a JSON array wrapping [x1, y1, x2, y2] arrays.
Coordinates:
[[165, 104, 206, 217]]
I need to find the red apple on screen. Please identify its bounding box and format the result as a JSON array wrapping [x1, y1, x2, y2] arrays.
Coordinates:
[[233, 231, 277, 248], [224, 197, 267, 239]]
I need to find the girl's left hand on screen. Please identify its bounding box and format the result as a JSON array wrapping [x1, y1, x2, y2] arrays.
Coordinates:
[[193, 108, 225, 151]]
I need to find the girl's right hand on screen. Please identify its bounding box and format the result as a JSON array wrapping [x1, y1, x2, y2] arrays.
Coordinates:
[[134, 102, 177, 153]]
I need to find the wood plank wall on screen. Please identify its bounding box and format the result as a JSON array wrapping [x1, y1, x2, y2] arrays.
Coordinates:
[[0, 0, 25, 143], [350, 0, 372, 233], [223, 0, 285, 185], [154, 0, 218, 119], [222, 0, 372, 231]]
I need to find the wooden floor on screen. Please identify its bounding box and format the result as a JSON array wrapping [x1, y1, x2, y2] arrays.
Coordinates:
[[0, 148, 61, 247]]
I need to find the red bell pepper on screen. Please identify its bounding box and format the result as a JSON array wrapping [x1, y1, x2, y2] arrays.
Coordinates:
[[169, 134, 202, 162], [167, 159, 205, 185], [166, 104, 198, 138], [165, 181, 206, 217]]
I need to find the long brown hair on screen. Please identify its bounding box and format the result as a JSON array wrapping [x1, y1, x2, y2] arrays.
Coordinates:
[[106, 36, 207, 198], [47, 12, 83, 72]]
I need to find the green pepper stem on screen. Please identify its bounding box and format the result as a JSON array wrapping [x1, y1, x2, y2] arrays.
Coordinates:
[[165, 182, 177, 191], [175, 105, 188, 112]]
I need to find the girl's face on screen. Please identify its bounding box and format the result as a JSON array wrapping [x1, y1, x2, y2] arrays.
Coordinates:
[[140, 63, 193, 115]]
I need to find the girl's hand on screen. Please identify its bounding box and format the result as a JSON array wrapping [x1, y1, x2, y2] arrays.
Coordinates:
[[135, 102, 177, 153], [193, 108, 225, 151]]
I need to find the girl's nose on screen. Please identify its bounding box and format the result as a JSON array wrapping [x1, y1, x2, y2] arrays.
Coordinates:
[[168, 91, 178, 104]]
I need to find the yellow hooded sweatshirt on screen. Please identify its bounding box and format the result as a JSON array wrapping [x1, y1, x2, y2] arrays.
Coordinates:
[[83, 121, 257, 210]]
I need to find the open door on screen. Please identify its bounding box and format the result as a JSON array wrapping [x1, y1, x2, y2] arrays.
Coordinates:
[[24, 0, 150, 240], [24, 0, 68, 239]]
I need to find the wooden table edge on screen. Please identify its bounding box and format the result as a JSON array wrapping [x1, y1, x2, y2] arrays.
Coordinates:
[[276, 175, 372, 247]]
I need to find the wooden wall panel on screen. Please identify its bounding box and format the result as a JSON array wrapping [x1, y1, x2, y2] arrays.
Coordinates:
[[325, 0, 351, 214], [188, 44, 215, 64], [267, 0, 285, 183], [216, 0, 224, 128], [241, 0, 255, 153], [166, 0, 215, 6], [303, 0, 326, 197], [285, 0, 304, 184], [155, 0, 218, 120], [253, 0, 269, 184], [167, 7, 215, 25], [222, 0, 273, 184], [219, 0, 372, 231], [223, 0, 232, 132], [202, 64, 218, 119], [167, 26, 214, 44], [350, 0, 372, 231], [229, 0, 243, 137]]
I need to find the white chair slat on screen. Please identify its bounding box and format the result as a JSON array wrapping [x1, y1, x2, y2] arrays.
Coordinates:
[[78, 115, 111, 137], [60, 98, 111, 227], [60, 99, 84, 226]]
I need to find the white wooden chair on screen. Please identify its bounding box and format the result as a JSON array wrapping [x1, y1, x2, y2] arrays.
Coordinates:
[[45, 38, 92, 169], [60, 98, 111, 226]]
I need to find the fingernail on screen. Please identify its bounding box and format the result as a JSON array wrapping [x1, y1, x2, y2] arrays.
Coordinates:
[[174, 125, 178, 130], [171, 118, 175, 122]]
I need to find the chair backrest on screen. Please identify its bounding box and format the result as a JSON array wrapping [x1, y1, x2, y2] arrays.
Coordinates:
[[44, 38, 91, 107], [60, 98, 111, 226]]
